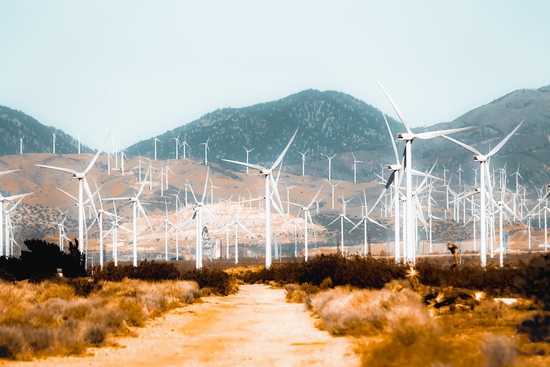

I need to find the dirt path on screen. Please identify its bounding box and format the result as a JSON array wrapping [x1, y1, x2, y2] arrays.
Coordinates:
[[3, 285, 360, 367]]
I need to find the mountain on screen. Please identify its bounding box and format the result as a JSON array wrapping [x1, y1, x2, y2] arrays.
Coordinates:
[[0, 105, 93, 156], [126, 89, 403, 179], [412, 85, 550, 187], [127, 86, 550, 187]]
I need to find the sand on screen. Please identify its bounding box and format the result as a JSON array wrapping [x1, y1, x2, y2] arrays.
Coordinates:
[[2, 285, 360, 367]]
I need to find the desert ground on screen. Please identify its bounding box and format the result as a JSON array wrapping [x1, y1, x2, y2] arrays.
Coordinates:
[[1, 284, 360, 367]]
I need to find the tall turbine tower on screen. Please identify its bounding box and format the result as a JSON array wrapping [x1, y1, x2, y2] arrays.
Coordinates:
[[372, 73, 474, 264], [224, 129, 298, 268], [442, 120, 524, 267], [36, 133, 110, 251]]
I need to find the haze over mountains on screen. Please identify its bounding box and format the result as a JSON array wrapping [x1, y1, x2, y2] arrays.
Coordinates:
[[1, 84, 549, 186]]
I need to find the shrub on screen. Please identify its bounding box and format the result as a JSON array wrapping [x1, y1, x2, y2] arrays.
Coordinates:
[[516, 312, 550, 343], [181, 268, 231, 296]]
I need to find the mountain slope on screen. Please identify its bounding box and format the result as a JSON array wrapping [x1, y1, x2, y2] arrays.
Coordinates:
[[126, 89, 402, 178], [0, 105, 93, 156]]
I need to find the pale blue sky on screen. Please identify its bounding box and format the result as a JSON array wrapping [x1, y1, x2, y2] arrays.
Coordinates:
[[1, 1, 548, 149]]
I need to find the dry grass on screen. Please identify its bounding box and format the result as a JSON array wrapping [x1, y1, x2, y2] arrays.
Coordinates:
[[309, 284, 529, 367], [0, 278, 200, 360]]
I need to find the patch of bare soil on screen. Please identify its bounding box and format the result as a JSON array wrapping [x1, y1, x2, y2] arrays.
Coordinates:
[[1, 285, 359, 367]]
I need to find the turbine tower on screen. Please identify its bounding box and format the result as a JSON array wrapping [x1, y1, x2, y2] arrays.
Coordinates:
[[372, 73, 474, 264], [36, 133, 110, 251], [442, 120, 524, 267], [223, 129, 298, 268]]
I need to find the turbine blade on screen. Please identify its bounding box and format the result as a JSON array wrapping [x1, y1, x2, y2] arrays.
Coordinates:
[[487, 120, 524, 157], [270, 128, 299, 170], [222, 159, 265, 171], [415, 126, 475, 140], [36, 164, 78, 176], [370, 72, 411, 133], [84, 131, 111, 174], [382, 113, 400, 164]]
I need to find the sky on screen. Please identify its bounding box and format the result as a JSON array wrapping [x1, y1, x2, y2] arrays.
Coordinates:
[[1, 1, 549, 150]]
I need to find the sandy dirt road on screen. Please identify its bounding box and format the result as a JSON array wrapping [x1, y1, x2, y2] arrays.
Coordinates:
[[3, 284, 360, 367]]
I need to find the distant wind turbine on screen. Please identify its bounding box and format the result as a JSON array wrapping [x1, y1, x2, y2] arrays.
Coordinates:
[[223, 128, 299, 268]]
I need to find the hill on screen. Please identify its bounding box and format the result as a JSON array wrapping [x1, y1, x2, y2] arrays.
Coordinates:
[[0, 105, 93, 156]]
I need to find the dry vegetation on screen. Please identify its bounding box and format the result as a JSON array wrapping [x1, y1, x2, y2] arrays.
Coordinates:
[[275, 253, 550, 367], [0, 278, 200, 360]]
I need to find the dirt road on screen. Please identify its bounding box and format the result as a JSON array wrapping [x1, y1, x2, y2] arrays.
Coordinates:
[[3, 285, 360, 367]]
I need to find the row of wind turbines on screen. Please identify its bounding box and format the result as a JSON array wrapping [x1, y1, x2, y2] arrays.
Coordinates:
[[2, 75, 548, 269]]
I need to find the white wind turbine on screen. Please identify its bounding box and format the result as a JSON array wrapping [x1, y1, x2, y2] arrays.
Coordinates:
[[201, 137, 210, 166], [322, 153, 337, 181], [172, 134, 181, 160], [528, 185, 550, 251], [102, 201, 131, 266], [352, 152, 363, 184], [220, 200, 255, 264], [223, 129, 298, 268], [182, 134, 191, 159], [442, 120, 524, 267], [284, 182, 296, 215], [243, 146, 254, 175], [289, 187, 323, 261], [372, 73, 474, 264], [326, 180, 341, 210], [103, 172, 153, 266], [4, 197, 27, 256], [52, 133, 56, 154], [350, 191, 386, 256], [153, 137, 162, 161], [328, 195, 355, 255], [183, 168, 219, 268], [298, 149, 309, 176], [36, 133, 110, 251], [2, 193, 32, 256], [78, 132, 82, 154], [51, 209, 70, 252]]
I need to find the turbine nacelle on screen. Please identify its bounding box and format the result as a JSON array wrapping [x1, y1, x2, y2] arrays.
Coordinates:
[[398, 133, 415, 141], [388, 164, 402, 171], [474, 155, 488, 162], [260, 169, 272, 175]]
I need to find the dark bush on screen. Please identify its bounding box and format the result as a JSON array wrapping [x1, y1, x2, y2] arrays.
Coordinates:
[[181, 268, 231, 296], [514, 254, 550, 310], [0, 239, 85, 281], [92, 260, 180, 282], [517, 312, 550, 343]]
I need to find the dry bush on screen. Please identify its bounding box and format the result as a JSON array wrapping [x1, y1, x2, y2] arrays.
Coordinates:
[[0, 279, 200, 360], [311, 286, 435, 337]]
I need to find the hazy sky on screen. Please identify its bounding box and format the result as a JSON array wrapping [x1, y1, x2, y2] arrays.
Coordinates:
[[1, 1, 549, 150]]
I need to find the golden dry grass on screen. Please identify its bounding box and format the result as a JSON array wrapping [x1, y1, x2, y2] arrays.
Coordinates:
[[0, 278, 200, 360]]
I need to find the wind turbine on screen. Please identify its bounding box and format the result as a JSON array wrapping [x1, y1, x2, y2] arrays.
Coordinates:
[[183, 168, 219, 268], [442, 120, 524, 267], [153, 137, 162, 161], [78, 132, 82, 155], [51, 209, 70, 252], [372, 73, 474, 264], [223, 129, 298, 268], [243, 146, 254, 175], [328, 195, 355, 255], [351, 152, 363, 184], [326, 180, 341, 210], [322, 153, 337, 181], [102, 201, 131, 266], [220, 200, 255, 264], [289, 187, 323, 261], [172, 134, 181, 160], [182, 134, 191, 159], [298, 149, 309, 176], [52, 133, 56, 154], [350, 191, 386, 255], [1, 193, 31, 256], [201, 137, 210, 166], [19, 138, 23, 155], [36, 133, 110, 251], [103, 172, 153, 266]]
